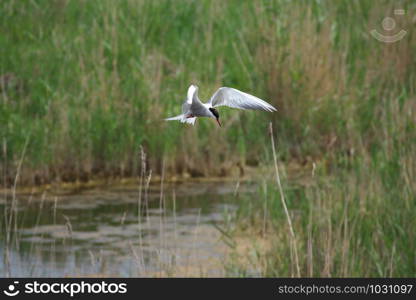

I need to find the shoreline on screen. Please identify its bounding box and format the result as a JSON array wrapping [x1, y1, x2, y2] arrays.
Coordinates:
[[0, 172, 257, 197], [0, 161, 311, 196]]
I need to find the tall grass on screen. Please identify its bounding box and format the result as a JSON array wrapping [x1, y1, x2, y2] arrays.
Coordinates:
[[1, 0, 415, 185], [232, 145, 415, 276]]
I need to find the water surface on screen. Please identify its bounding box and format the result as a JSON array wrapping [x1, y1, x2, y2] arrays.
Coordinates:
[[0, 181, 255, 277]]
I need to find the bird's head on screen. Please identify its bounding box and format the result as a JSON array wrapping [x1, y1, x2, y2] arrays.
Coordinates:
[[209, 108, 221, 127]]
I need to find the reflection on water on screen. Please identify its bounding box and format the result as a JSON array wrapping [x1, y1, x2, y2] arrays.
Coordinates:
[[0, 181, 255, 277]]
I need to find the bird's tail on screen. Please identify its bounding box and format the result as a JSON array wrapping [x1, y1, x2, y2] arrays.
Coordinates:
[[165, 114, 196, 125]]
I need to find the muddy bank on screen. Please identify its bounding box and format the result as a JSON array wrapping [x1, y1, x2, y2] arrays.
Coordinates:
[[1, 160, 314, 197]]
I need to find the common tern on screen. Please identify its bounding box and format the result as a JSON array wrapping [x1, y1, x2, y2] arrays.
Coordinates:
[[165, 85, 276, 126]]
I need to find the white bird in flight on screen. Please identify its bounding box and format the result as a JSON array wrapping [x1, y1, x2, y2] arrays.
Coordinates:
[[165, 85, 276, 126]]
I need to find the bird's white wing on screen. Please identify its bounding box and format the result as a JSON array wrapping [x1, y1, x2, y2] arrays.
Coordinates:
[[209, 87, 276, 112], [190, 85, 210, 116], [187, 85, 197, 104], [181, 84, 197, 114], [165, 85, 200, 126]]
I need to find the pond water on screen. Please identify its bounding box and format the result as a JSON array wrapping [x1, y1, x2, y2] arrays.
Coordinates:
[[0, 181, 256, 277]]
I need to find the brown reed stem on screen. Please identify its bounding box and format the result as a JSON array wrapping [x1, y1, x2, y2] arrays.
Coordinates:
[[269, 122, 300, 277]]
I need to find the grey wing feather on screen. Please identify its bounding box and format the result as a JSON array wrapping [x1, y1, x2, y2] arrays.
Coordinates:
[[165, 84, 200, 126], [181, 84, 197, 114], [209, 87, 276, 112], [182, 101, 190, 114], [190, 86, 210, 116]]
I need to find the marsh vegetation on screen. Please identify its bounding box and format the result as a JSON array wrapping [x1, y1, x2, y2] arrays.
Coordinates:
[[1, 0, 415, 277]]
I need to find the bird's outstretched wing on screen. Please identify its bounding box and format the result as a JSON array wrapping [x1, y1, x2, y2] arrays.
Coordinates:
[[165, 85, 200, 125], [209, 87, 276, 112], [182, 84, 207, 114], [189, 85, 209, 116], [181, 84, 197, 114]]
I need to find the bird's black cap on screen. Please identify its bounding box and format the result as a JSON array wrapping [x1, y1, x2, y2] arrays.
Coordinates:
[[209, 108, 220, 119]]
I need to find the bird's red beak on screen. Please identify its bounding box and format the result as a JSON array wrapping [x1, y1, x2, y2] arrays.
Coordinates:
[[216, 118, 221, 127]]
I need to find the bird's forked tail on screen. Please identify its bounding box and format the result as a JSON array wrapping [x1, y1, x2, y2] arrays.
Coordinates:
[[165, 114, 196, 125]]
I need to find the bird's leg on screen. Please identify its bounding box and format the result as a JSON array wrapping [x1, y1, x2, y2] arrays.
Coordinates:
[[186, 114, 195, 118]]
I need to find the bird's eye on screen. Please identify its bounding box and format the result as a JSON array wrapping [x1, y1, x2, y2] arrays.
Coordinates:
[[209, 108, 218, 118]]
